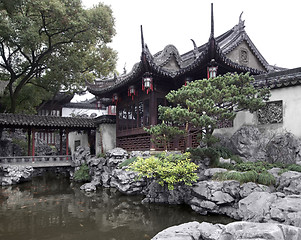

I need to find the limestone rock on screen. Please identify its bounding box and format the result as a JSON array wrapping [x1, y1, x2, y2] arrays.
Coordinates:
[[277, 171, 301, 195], [239, 191, 301, 227], [152, 221, 301, 240], [266, 132, 301, 165], [239, 182, 271, 198], [230, 125, 267, 162], [0, 165, 33, 185], [80, 182, 97, 192], [110, 169, 146, 195]]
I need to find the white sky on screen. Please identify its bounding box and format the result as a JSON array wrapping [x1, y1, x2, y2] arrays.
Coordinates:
[[74, 0, 301, 102]]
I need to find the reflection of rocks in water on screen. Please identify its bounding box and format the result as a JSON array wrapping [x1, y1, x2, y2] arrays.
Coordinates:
[[0, 175, 234, 240]]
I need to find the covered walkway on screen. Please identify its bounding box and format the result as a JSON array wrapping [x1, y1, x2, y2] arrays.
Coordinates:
[[0, 113, 96, 165]]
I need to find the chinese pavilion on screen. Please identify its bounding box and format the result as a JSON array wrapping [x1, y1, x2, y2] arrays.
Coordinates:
[[87, 4, 281, 151]]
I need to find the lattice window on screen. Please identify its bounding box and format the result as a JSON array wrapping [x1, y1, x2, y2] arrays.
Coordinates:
[[117, 134, 150, 151], [257, 100, 283, 124]]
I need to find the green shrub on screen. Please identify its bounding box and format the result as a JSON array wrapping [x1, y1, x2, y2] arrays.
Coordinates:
[[287, 164, 301, 172], [257, 171, 276, 185], [127, 152, 199, 190], [213, 169, 276, 186], [230, 155, 243, 164], [188, 147, 220, 167], [119, 157, 137, 168], [74, 164, 91, 182], [97, 152, 106, 158]]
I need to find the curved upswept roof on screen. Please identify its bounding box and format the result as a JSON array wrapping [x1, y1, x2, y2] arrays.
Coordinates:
[[87, 12, 279, 97]]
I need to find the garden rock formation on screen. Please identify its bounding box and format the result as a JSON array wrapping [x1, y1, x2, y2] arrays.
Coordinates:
[[222, 126, 301, 164], [0, 165, 33, 185], [151, 221, 301, 240]]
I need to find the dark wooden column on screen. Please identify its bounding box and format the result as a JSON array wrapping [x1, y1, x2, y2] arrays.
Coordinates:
[[149, 90, 157, 151], [66, 129, 69, 161], [32, 128, 35, 162], [27, 128, 31, 156], [59, 129, 63, 155]]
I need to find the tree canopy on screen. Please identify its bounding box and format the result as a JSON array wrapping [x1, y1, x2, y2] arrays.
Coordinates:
[[154, 73, 270, 149], [0, 0, 117, 113]]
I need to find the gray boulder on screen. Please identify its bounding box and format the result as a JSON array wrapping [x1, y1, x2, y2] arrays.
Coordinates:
[[277, 171, 301, 195], [110, 168, 146, 195], [152, 221, 301, 240], [230, 125, 266, 162], [0, 165, 33, 185], [238, 191, 301, 227], [266, 132, 301, 164]]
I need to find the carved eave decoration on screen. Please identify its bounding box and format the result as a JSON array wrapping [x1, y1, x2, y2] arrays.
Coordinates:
[[254, 67, 301, 89]]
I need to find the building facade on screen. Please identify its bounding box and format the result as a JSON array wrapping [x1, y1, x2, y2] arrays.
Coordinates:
[[87, 5, 296, 152]]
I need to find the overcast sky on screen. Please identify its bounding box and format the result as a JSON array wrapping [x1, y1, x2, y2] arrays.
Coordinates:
[[82, 0, 301, 72], [75, 0, 301, 101]]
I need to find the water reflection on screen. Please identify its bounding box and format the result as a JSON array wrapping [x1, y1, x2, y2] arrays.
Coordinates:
[[0, 175, 234, 240]]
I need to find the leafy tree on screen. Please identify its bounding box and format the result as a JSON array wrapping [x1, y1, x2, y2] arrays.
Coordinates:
[[144, 122, 184, 151], [0, 0, 117, 113], [157, 73, 270, 149]]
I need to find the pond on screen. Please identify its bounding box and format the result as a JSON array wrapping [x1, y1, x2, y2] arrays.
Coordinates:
[[0, 174, 234, 240]]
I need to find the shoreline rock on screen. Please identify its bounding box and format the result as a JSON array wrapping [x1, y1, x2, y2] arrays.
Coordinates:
[[151, 221, 301, 240]]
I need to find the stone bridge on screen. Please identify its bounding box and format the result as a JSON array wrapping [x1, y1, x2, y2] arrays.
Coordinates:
[[0, 155, 72, 168]]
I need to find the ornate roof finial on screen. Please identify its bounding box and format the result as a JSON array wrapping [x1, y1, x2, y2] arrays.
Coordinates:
[[210, 3, 214, 38], [238, 11, 245, 30], [141, 25, 145, 50]]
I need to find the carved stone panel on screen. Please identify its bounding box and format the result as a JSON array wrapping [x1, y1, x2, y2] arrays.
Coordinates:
[[239, 48, 249, 65], [257, 101, 283, 124]]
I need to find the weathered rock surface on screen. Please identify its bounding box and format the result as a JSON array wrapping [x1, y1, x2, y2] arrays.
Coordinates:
[[110, 168, 146, 195], [277, 171, 301, 195], [0, 165, 33, 185], [142, 181, 192, 204], [239, 191, 301, 227], [151, 221, 301, 240], [228, 126, 301, 164], [230, 126, 266, 162]]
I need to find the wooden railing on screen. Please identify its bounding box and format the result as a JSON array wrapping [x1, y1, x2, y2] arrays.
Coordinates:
[[0, 155, 72, 167]]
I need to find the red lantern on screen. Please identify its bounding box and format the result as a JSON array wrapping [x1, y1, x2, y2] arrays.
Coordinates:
[[142, 75, 153, 94], [185, 77, 192, 86], [207, 66, 218, 79], [112, 93, 119, 105], [128, 85, 137, 100], [96, 100, 102, 109]]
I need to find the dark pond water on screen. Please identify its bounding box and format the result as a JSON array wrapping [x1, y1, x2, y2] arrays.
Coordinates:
[[0, 175, 234, 240]]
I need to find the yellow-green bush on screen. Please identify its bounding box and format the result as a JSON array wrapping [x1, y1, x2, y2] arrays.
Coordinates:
[[127, 152, 199, 190]]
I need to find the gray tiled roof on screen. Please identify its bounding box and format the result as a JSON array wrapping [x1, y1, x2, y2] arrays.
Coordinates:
[[0, 113, 96, 130]]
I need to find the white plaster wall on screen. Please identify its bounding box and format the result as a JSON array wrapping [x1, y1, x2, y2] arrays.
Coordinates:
[[97, 124, 116, 153], [214, 85, 301, 138], [68, 131, 89, 155], [62, 107, 107, 117], [268, 85, 301, 137]]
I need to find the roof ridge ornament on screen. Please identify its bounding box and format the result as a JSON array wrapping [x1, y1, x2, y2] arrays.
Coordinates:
[[141, 25, 145, 50], [210, 3, 214, 38], [238, 11, 245, 30], [191, 39, 200, 58]]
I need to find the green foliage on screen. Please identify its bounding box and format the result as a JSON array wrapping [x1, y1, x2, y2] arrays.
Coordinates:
[[156, 73, 270, 148], [127, 152, 199, 190], [286, 164, 301, 172], [97, 152, 106, 158], [0, 0, 117, 113], [188, 147, 220, 166], [12, 137, 27, 155], [74, 164, 91, 182], [119, 157, 137, 168], [144, 122, 184, 151], [213, 170, 275, 186]]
